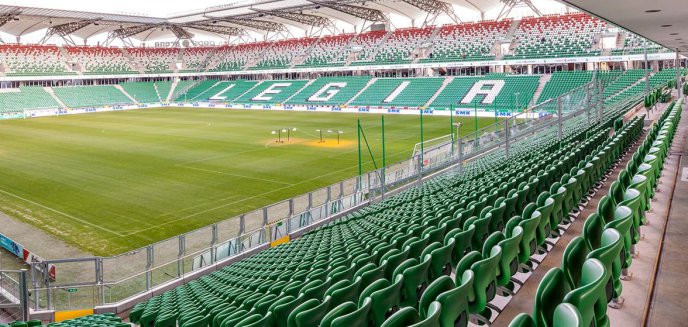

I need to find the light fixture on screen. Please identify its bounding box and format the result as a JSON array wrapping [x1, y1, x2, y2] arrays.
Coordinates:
[[645, 9, 661, 13], [661, 24, 672, 27], [670, 33, 679, 35]]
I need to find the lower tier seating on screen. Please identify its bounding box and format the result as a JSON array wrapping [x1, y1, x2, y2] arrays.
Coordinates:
[[53, 85, 132, 108], [126, 82, 650, 327], [0, 87, 60, 113]]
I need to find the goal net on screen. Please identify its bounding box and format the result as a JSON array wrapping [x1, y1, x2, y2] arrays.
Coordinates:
[[411, 134, 455, 167]]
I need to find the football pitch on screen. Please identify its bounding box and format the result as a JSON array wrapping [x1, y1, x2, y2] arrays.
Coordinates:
[[0, 108, 500, 256]]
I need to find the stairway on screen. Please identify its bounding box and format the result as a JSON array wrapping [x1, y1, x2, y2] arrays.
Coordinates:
[[346, 78, 378, 105], [57, 45, 79, 75], [530, 74, 551, 105], [363, 30, 393, 62], [172, 80, 200, 102], [505, 19, 520, 40], [119, 47, 145, 74], [616, 31, 626, 49], [167, 79, 179, 102], [424, 76, 454, 107], [291, 37, 321, 68], [43, 87, 67, 108], [113, 85, 139, 105]]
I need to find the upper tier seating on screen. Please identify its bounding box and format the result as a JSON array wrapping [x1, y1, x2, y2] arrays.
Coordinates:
[[53, 85, 132, 108], [212, 43, 272, 72], [128, 48, 179, 73], [349, 78, 445, 107], [0, 87, 61, 113], [421, 20, 511, 63], [537, 70, 593, 104], [181, 47, 216, 72], [66, 46, 137, 75], [430, 75, 540, 110], [251, 38, 317, 70], [505, 13, 606, 60], [0, 44, 73, 76], [611, 32, 666, 55], [297, 34, 355, 68], [233, 80, 309, 103], [287, 76, 372, 105], [353, 27, 434, 65], [348, 30, 388, 64]]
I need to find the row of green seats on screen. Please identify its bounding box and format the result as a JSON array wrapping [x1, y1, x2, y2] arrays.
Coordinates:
[[127, 81, 640, 327], [509, 98, 681, 326]]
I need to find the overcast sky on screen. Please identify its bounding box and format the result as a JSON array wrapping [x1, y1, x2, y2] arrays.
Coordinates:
[[0, 0, 233, 17]]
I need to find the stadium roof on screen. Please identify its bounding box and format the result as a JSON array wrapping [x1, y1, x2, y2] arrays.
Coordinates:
[[561, 0, 688, 53], [0, 0, 565, 45]]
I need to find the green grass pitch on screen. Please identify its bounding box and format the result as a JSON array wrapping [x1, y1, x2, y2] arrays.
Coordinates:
[[0, 108, 500, 256]]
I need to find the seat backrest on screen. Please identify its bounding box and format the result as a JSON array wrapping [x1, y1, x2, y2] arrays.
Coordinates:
[[468, 246, 502, 313], [552, 303, 583, 327], [561, 236, 590, 290], [331, 297, 373, 327], [320, 302, 357, 327], [532, 268, 571, 327], [563, 258, 610, 327]]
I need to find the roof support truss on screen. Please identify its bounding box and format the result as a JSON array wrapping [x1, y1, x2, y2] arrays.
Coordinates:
[[0, 8, 21, 44], [104, 24, 158, 47], [402, 0, 460, 26], [39, 17, 102, 46], [250, 9, 339, 37], [497, 0, 542, 20], [310, 1, 387, 23]]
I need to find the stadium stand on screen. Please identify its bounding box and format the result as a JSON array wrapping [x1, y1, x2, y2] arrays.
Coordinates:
[[233, 80, 309, 104], [211, 43, 272, 72], [251, 38, 317, 70], [176, 80, 259, 102], [602, 69, 646, 98], [297, 34, 355, 68], [128, 48, 179, 73], [0, 87, 61, 113], [65, 46, 137, 75], [430, 75, 540, 110], [120, 82, 163, 103], [353, 27, 434, 65], [505, 13, 606, 59], [421, 20, 511, 63], [181, 47, 216, 72], [125, 78, 649, 327], [349, 78, 445, 107], [508, 99, 681, 326], [612, 32, 666, 55], [537, 70, 593, 104], [3, 313, 127, 327], [171, 79, 198, 100], [287, 76, 373, 105], [349, 30, 389, 65], [53, 85, 132, 108], [0, 44, 73, 76]]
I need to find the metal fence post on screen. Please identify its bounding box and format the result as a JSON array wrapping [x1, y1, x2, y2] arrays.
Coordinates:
[[239, 214, 245, 236], [19, 269, 29, 321], [557, 97, 563, 140], [177, 235, 184, 277], [145, 246, 153, 291], [210, 224, 218, 263], [598, 81, 603, 124], [96, 258, 104, 306], [288, 199, 294, 217], [458, 137, 463, 174], [505, 118, 510, 158], [307, 193, 312, 210]]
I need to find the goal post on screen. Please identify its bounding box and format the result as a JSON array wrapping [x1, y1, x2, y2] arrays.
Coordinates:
[[411, 134, 455, 167]]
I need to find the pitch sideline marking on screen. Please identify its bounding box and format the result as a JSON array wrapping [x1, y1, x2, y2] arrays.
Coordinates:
[[177, 165, 294, 186], [122, 164, 359, 236], [0, 188, 126, 237]]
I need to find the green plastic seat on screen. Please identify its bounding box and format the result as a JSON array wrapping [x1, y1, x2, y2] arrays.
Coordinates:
[[586, 228, 623, 305], [532, 267, 571, 327], [563, 258, 610, 327], [561, 236, 590, 290], [236, 312, 273, 327], [380, 301, 441, 327], [287, 298, 320, 327], [320, 302, 357, 327], [294, 296, 332, 327], [419, 270, 473, 327], [330, 297, 372, 327], [444, 225, 475, 269], [552, 303, 583, 327], [467, 246, 502, 319], [363, 275, 404, 327], [395, 257, 432, 307], [604, 206, 634, 271]]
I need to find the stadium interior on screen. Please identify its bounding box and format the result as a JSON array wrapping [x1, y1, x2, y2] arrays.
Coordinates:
[[0, 0, 686, 326]]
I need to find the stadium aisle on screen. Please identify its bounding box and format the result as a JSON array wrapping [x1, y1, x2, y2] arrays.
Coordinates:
[[646, 98, 688, 326], [491, 100, 674, 327]]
